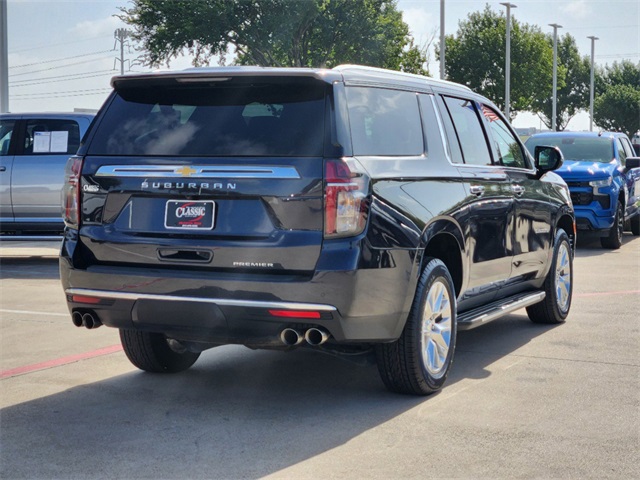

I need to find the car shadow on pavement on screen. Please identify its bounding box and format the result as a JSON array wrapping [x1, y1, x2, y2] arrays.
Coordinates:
[[0, 257, 60, 280], [0, 314, 553, 479], [574, 232, 637, 257]]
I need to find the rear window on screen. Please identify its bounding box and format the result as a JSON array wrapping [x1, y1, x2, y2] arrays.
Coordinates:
[[525, 136, 614, 163], [88, 79, 327, 157]]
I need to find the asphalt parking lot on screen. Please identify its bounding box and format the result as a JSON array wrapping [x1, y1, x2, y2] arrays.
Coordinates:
[[1, 235, 638, 479]]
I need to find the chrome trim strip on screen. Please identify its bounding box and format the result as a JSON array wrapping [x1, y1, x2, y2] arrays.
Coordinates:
[[66, 288, 337, 312], [95, 165, 301, 179]]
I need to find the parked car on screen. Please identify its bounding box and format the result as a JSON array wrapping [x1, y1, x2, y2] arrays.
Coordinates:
[[60, 66, 575, 395], [0, 112, 95, 237], [525, 132, 640, 248]]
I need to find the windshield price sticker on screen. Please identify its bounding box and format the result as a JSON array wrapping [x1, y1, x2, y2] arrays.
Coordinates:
[[165, 200, 215, 230]]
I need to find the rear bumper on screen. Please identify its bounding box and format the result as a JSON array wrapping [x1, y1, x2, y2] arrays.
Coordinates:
[[60, 241, 420, 344]]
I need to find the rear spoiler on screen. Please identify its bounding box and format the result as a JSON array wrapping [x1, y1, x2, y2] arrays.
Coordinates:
[[111, 66, 343, 89]]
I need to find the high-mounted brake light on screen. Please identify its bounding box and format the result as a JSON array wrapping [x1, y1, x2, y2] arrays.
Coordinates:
[[324, 159, 369, 238], [62, 156, 83, 229]]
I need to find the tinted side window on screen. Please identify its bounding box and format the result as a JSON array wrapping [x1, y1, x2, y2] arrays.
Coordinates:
[[481, 104, 528, 168], [23, 119, 81, 155], [620, 137, 635, 158], [433, 95, 463, 163], [442, 96, 492, 166], [346, 87, 423, 156], [616, 138, 628, 163], [0, 120, 16, 156]]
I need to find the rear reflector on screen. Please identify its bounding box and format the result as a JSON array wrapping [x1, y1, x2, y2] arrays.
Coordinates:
[[268, 310, 321, 319], [71, 295, 103, 304]]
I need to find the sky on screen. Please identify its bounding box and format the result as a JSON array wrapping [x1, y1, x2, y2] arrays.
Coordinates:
[[4, 0, 640, 131]]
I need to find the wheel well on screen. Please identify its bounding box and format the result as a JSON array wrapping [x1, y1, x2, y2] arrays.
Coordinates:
[[423, 233, 463, 297], [557, 214, 576, 250]]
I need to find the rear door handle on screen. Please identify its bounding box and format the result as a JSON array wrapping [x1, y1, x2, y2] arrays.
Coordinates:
[[512, 185, 525, 196], [469, 185, 485, 196], [0, 166, 6, 172]]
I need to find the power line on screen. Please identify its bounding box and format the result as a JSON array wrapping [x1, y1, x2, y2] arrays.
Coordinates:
[[9, 55, 114, 77], [10, 69, 115, 85], [11, 87, 112, 98], [564, 24, 638, 30], [10, 71, 116, 88], [11, 91, 112, 100], [10, 50, 114, 69], [8, 34, 113, 54]]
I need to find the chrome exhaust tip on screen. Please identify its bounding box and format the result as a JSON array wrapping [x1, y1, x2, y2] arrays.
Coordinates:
[[71, 311, 84, 328], [305, 328, 330, 346], [280, 328, 304, 346], [81, 312, 102, 330]]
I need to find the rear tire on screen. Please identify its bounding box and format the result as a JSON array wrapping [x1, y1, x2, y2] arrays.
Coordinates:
[[119, 329, 200, 373], [527, 229, 572, 324], [376, 258, 457, 395], [601, 202, 623, 249]]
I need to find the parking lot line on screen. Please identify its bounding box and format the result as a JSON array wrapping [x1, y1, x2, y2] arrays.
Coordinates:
[[574, 289, 640, 298], [0, 344, 123, 380], [0, 309, 69, 317]]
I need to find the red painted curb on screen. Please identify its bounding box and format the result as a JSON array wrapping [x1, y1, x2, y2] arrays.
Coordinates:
[[0, 344, 123, 379]]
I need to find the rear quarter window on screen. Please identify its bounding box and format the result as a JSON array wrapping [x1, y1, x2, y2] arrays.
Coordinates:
[[346, 87, 423, 156]]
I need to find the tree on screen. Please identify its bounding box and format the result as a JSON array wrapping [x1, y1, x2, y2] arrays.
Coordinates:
[[438, 5, 553, 118], [595, 60, 640, 94], [594, 84, 640, 139], [592, 61, 640, 138], [531, 34, 590, 131], [119, 0, 428, 74]]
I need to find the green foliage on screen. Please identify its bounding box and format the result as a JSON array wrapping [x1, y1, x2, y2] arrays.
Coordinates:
[[595, 60, 640, 95], [119, 0, 427, 73], [594, 84, 640, 139], [532, 34, 590, 131], [438, 5, 553, 117]]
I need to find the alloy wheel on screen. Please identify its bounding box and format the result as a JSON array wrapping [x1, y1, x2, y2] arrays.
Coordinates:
[[420, 280, 453, 378], [555, 242, 572, 313]]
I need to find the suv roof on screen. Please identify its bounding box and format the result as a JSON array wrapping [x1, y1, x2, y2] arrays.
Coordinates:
[[110, 64, 473, 95]]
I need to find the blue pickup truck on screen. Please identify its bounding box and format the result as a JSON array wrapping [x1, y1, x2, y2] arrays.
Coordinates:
[[525, 131, 640, 249]]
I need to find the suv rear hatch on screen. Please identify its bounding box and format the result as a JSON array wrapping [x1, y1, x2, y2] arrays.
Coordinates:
[[75, 73, 333, 274]]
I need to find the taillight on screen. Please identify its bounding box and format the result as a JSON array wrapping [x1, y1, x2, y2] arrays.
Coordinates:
[[324, 158, 369, 238], [62, 156, 83, 229]]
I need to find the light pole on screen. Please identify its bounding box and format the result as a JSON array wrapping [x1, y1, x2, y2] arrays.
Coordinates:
[[501, 3, 517, 118], [440, 0, 445, 80], [0, 0, 8, 113], [587, 35, 599, 131], [549, 23, 562, 131]]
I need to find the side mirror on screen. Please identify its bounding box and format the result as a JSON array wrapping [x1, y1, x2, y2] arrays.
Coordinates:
[[625, 157, 640, 170], [535, 145, 564, 177]]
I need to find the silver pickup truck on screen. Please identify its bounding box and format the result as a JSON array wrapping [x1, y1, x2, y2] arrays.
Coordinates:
[[0, 112, 94, 237]]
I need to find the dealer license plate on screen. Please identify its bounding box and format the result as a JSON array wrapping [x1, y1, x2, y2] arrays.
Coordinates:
[[164, 200, 215, 230]]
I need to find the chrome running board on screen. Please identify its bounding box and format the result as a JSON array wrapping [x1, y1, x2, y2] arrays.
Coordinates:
[[457, 291, 545, 331]]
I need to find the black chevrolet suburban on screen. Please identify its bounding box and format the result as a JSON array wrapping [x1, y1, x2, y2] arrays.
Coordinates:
[[60, 65, 575, 395]]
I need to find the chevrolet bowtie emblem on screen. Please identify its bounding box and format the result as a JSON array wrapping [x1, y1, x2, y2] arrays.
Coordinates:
[[175, 166, 197, 177]]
